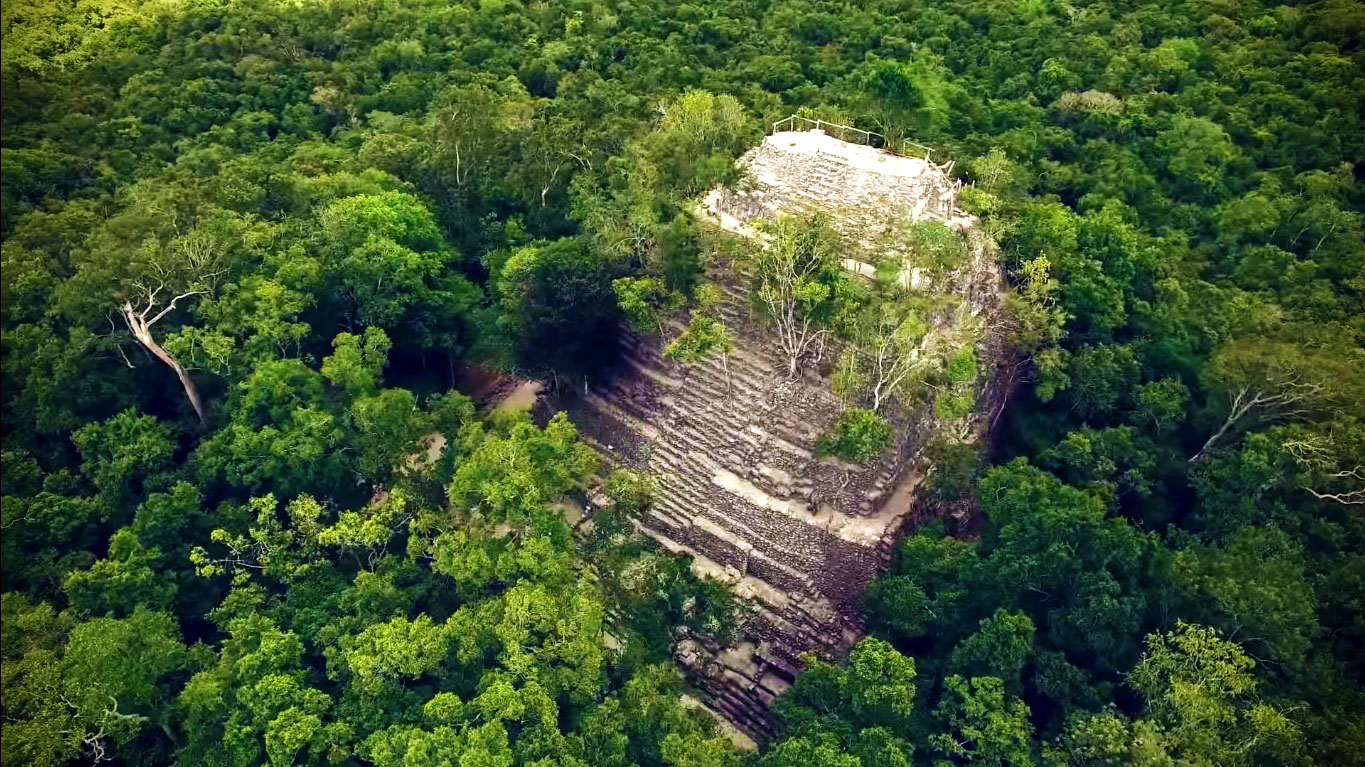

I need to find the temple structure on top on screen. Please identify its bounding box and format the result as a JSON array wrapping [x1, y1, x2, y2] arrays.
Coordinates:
[[704, 117, 972, 239], [558, 118, 1008, 740]]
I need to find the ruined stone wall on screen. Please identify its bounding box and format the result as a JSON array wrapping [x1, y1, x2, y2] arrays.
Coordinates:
[[560, 129, 1006, 739]]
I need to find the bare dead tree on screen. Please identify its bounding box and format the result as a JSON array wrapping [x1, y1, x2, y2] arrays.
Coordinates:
[[540, 150, 590, 207], [755, 270, 823, 377], [1303, 467, 1365, 505], [121, 283, 207, 423], [110, 220, 231, 423], [54, 694, 143, 766], [752, 217, 837, 377], [1282, 435, 1365, 505], [1189, 377, 1325, 464], [869, 314, 929, 413], [175, 225, 229, 295]]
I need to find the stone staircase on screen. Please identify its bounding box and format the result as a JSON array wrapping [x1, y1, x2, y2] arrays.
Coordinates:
[[559, 269, 929, 738]]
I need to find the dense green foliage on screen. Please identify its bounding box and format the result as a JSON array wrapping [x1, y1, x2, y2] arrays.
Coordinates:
[[818, 408, 894, 464], [3, 0, 1362, 765]]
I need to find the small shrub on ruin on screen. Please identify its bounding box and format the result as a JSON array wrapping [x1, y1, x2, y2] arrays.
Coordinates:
[[819, 407, 894, 463]]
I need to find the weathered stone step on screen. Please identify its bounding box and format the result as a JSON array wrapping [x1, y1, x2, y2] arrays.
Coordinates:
[[660, 480, 831, 583]]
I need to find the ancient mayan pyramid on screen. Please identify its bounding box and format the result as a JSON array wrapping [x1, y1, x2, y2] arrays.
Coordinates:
[[563, 124, 1007, 739]]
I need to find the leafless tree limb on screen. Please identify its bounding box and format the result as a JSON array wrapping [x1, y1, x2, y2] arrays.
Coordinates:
[[1190, 377, 1326, 464], [121, 285, 207, 422]]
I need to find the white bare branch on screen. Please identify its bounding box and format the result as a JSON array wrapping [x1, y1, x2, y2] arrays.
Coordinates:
[[146, 289, 205, 328], [1190, 376, 1329, 464], [122, 291, 207, 423], [1303, 465, 1365, 505], [753, 218, 834, 376]]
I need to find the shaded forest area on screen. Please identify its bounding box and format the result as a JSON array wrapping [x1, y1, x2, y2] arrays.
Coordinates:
[[2, 0, 1362, 766]]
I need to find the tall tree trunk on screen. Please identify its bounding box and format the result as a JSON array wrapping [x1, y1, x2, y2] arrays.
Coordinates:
[[122, 301, 206, 423]]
